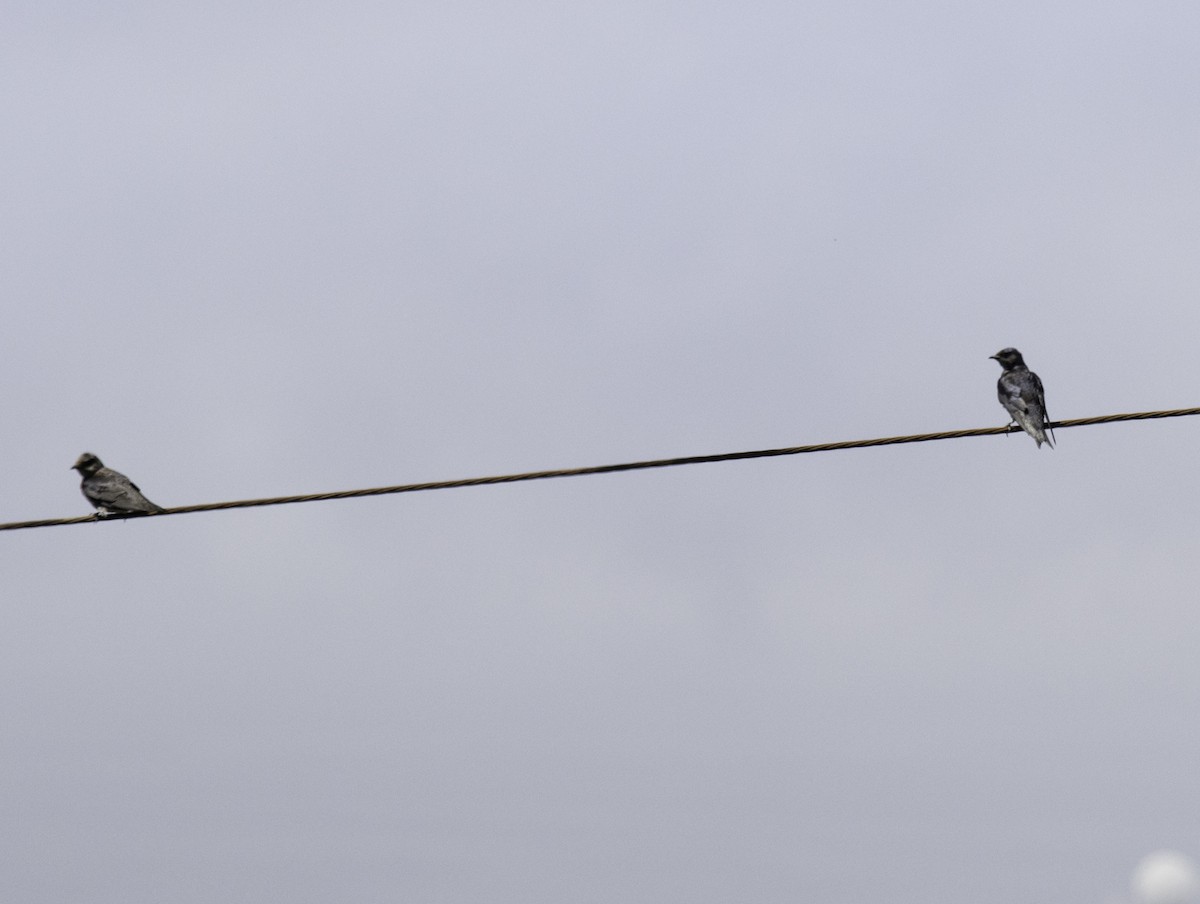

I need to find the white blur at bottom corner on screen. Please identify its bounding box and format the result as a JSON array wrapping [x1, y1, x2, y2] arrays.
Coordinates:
[[1132, 851, 1200, 904]]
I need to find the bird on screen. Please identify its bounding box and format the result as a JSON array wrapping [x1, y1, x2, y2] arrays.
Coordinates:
[[990, 348, 1055, 448], [72, 452, 165, 516]]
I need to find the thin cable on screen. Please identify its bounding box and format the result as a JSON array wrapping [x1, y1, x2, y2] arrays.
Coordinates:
[[5, 405, 1198, 532]]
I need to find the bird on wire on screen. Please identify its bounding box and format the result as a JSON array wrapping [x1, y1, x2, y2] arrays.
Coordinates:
[[990, 347, 1055, 448], [72, 452, 164, 516]]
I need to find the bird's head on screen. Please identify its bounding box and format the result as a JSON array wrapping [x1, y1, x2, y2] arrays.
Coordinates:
[[990, 347, 1026, 370], [72, 452, 103, 475]]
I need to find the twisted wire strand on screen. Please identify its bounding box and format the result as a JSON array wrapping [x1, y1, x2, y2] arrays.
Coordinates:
[[5, 406, 1198, 533]]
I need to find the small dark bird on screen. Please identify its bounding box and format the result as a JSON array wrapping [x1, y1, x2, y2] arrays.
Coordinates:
[[990, 348, 1055, 448], [72, 452, 164, 516]]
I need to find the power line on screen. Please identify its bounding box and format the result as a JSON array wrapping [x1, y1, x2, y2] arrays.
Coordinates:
[[5, 405, 1198, 533]]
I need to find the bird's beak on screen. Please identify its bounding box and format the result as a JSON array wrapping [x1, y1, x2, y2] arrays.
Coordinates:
[[988, 355, 998, 360]]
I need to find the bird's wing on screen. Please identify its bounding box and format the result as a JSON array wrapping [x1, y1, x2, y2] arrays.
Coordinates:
[[1030, 372, 1049, 414], [1009, 372, 1045, 412], [998, 374, 1030, 414], [1030, 371, 1055, 443], [88, 472, 153, 510]]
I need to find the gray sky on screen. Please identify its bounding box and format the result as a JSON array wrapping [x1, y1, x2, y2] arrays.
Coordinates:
[[4, 2, 1200, 902]]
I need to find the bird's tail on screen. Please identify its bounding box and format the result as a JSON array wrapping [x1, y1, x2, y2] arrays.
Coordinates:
[[1015, 412, 1053, 449]]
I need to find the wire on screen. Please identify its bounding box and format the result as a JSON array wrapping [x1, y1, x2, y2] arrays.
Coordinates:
[[4, 406, 1198, 533]]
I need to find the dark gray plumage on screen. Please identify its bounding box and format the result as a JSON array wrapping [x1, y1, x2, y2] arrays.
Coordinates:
[[72, 452, 164, 516], [990, 348, 1054, 448]]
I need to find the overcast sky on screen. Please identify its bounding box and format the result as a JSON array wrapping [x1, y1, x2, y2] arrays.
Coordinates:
[[4, 2, 1200, 902]]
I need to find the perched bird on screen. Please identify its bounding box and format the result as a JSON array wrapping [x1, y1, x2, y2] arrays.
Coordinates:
[[990, 348, 1055, 448], [72, 452, 164, 516]]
